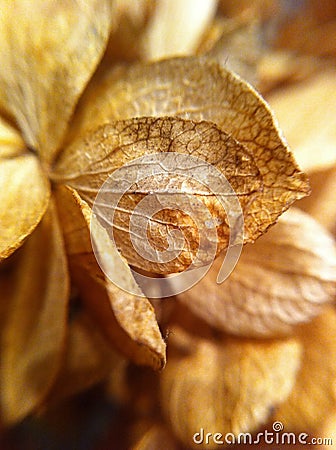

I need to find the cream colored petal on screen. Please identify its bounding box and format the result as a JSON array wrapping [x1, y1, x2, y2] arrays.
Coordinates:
[[54, 185, 166, 370], [0, 153, 50, 260], [160, 327, 301, 448], [143, 0, 218, 59], [298, 165, 336, 235], [66, 57, 310, 242], [0, 0, 113, 164], [275, 306, 336, 432], [198, 18, 263, 86], [0, 200, 69, 425], [267, 70, 336, 172], [178, 208, 336, 337]]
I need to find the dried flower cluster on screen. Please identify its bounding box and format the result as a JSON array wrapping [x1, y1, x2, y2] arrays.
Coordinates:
[[0, 1, 336, 449]]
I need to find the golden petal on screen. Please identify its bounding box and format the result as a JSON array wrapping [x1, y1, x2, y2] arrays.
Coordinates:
[[0, 0, 113, 164], [0, 115, 25, 160], [0, 153, 50, 260], [66, 56, 310, 240], [0, 200, 69, 425], [275, 306, 336, 432], [178, 208, 336, 337], [105, 0, 156, 62], [54, 185, 166, 370], [160, 327, 301, 447], [320, 411, 336, 448], [53, 113, 308, 274], [53, 116, 261, 273]]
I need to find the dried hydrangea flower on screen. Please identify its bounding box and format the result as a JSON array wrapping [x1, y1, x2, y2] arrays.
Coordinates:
[[1, 2, 334, 443]]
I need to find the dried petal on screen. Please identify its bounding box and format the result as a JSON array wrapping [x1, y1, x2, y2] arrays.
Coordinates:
[[54, 117, 262, 273], [276, 0, 336, 57], [0, 116, 25, 159], [178, 208, 336, 337], [219, 0, 281, 20], [199, 18, 263, 86], [268, 70, 336, 172], [0, 0, 112, 164], [45, 311, 118, 406], [54, 185, 166, 370], [275, 306, 336, 432], [67, 57, 310, 242], [298, 165, 336, 235], [54, 112, 308, 274], [131, 424, 179, 450], [0, 154, 50, 260], [106, 0, 156, 62], [160, 327, 301, 447], [259, 51, 322, 95], [0, 200, 69, 425], [142, 0, 217, 59]]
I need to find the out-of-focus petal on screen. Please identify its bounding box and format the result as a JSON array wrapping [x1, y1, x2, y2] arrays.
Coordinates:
[[275, 306, 336, 432], [267, 70, 336, 172], [298, 165, 336, 235], [45, 311, 119, 407], [0, 116, 25, 160], [178, 208, 336, 337], [0, 0, 113, 164], [160, 326, 301, 448], [0, 200, 69, 425], [142, 0, 218, 60], [198, 18, 263, 86], [0, 153, 50, 260], [131, 424, 179, 450]]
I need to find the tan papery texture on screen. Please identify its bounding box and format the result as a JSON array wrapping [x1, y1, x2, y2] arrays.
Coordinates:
[[65, 56, 310, 241], [275, 307, 336, 432], [54, 110, 308, 273], [54, 185, 166, 370], [178, 208, 336, 337], [160, 327, 301, 449]]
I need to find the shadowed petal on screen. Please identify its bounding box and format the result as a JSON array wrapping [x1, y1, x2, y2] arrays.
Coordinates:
[[0, 200, 69, 425], [0, 153, 50, 260], [54, 185, 166, 370]]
